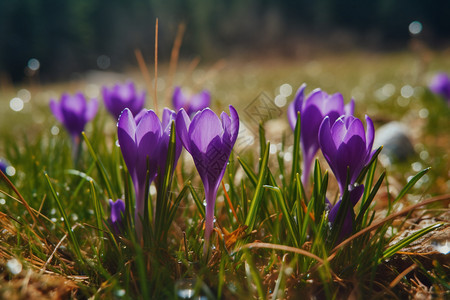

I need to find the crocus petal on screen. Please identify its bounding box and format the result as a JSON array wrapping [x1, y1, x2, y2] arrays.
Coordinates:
[[189, 109, 223, 153], [49, 99, 64, 123], [318, 117, 337, 161], [175, 108, 192, 153], [365, 115, 375, 154], [117, 109, 138, 177], [287, 84, 306, 130], [189, 90, 211, 113], [85, 98, 98, 122], [345, 98, 355, 116], [342, 117, 365, 144], [172, 87, 186, 111], [228, 105, 240, 145]]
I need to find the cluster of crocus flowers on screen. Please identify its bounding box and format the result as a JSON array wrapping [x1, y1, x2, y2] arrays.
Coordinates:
[[319, 115, 375, 239], [429, 72, 450, 103], [117, 108, 181, 235], [176, 106, 239, 249], [50, 92, 98, 161], [287, 84, 354, 187], [103, 81, 146, 119], [172, 87, 211, 117]]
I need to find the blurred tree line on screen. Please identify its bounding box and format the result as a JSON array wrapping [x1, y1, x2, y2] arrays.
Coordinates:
[[1, 0, 449, 83]]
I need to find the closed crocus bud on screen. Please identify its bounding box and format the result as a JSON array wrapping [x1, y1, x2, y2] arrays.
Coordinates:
[[117, 108, 162, 234], [319, 115, 375, 241], [176, 106, 239, 248], [172, 87, 211, 117], [319, 115, 375, 194], [50, 92, 98, 139], [429, 73, 450, 102], [103, 81, 146, 119], [109, 199, 126, 234], [287, 84, 354, 187]]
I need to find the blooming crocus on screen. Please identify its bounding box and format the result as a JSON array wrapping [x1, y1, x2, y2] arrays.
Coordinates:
[[50, 92, 98, 161], [50, 93, 98, 139], [429, 73, 450, 102], [102, 81, 146, 119], [117, 108, 181, 234], [319, 115, 375, 194], [176, 106, 239, 247], [109, 199, 126, 234], [287, 84, 354, 187], [319, 115, 375, 240], [172, 86, 211, 117]]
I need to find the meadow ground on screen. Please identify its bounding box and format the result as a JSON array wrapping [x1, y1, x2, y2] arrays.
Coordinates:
[[0, 49, 448, 299]]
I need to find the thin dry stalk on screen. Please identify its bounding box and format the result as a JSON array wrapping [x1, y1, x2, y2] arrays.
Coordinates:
[[134, 49, 154, 101], [164, 23, 186, 105], [154, 18, 159, 113]]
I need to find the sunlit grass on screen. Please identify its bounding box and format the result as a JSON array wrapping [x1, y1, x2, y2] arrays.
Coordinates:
[[0, 49, 449, 298]]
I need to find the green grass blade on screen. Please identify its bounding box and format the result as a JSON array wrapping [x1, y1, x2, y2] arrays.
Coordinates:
[[380, 223, 444, 263], [188, 182, 205, 218], [244, 142, 270, 231], [393, 167, 431, 204], [355, 171, 386, 228], [356, 146, 383, 184], [44, 172, 84, 265], [237, 156, 258, 187], [289, 112, 301, 199], [82, 132, 116, 200], [265, 183, 299, 248]]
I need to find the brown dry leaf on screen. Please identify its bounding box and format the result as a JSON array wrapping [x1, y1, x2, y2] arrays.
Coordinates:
[[0, 269, 78, 300]]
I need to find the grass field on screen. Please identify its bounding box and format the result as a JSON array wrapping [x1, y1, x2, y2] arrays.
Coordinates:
[[0, 49, 449, 299]]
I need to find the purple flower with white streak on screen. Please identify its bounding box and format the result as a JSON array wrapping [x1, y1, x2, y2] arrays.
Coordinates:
[[103, 81, 146, 119], [50, 92, 98, 140], [109, 199, 126, 234], [117, 108, 181, 234], [319, 115, 375, 239], [176, 106, 239, 247], [287, 84, 354, 187], [429, 73, 450, 103], [172, 87, 211, 117]]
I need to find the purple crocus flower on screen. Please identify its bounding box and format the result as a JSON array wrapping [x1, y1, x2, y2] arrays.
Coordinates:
[[50, 92, 98, 139], [287, 84, 354, 187], [319, 115, 375, 239], [172, 86, 211, 117], [0, 159, 8, 174], [429, 73, 450, 102], [103, 81, 146, 119], [176, 106, 239, 247], [109, 199, 126, 234], [319, 115, 375, 194], [117, 108, 181, 234]]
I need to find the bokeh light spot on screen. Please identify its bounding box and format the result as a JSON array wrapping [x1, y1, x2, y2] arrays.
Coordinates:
[[97, 55, 111, 70], [27, 58, 40, 71], [10, 97, 24, 112], [409, 21, 423, 35]]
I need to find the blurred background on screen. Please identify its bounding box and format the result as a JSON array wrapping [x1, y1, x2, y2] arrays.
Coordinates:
[[1, 0, 450, 83]]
